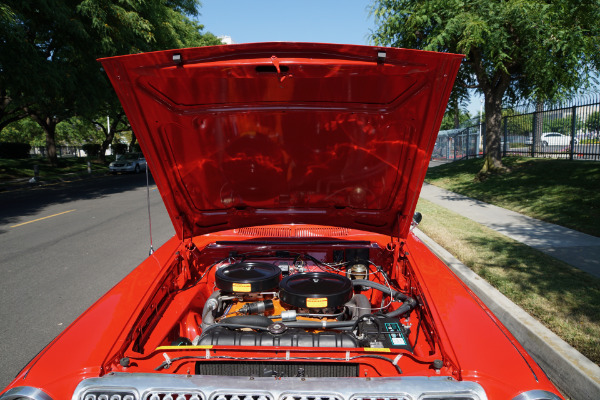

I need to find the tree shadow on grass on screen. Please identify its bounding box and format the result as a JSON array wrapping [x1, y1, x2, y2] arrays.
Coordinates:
[[464, 235, 600, 363], [426, 157, 600, 237]]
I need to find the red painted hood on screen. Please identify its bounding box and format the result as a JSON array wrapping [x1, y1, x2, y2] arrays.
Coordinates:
[[100, 43, 462, 239]]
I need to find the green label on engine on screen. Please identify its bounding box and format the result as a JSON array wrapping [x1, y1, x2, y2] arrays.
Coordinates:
[[384, 322, 407, 346]]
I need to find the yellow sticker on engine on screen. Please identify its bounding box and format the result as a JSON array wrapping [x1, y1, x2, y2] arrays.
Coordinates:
[[232, 283, 251, 292], [363, 347, 391, 352], [306, 297, 328, 308], [156, 345, 213, 350]]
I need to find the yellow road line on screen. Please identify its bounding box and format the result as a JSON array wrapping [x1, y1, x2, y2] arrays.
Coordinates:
[[10, 209, 77, 228]]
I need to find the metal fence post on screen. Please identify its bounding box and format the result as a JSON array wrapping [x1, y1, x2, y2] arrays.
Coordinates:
[[532, 110, 537, 157], [503, 116, 508, 157], [481, 123, 486, 156], [453, 135, 457, 160], [466, 128, 470, 159], [570, 105, 576, 160]]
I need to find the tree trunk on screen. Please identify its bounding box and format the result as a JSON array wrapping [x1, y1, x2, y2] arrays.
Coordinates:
[[97, 113, 125, 162], [28, 110, 60, 166], [98, 134, 114, 163], [129, 132, 137, 151], [479, 90, 506, 175], [471, 50, 511, 176]]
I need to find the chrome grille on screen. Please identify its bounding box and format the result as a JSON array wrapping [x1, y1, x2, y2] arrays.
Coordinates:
[[72, 374, 487, 400], [144, 392, 203, 400], [211, 394, 272, 400], [351, 397, 411, 400], [282, 395, 343, 400]]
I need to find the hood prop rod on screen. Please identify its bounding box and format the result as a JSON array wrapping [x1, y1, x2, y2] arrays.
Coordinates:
[[146, 163, 154, 255]]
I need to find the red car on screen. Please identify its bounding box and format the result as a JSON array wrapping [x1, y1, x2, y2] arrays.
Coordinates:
[[1, 43, 563, 400]]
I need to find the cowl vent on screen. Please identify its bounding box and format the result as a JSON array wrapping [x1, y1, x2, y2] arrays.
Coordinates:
[[233, 226, 350, 238]]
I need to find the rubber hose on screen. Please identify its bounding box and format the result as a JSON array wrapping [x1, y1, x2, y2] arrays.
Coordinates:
[[200, 290, 221, 330], [351, 279, 408, 301], [351, 279, 417, 317], [284, 320, 356, 329], [219, 315, 273, 327], [384, 297, 418, 318]]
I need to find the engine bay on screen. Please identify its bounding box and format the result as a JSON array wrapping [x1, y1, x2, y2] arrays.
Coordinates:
[[114, 236, 450, 379]]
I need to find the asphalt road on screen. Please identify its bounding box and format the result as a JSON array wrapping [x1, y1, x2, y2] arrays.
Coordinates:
[[0, 173, 174, 389]]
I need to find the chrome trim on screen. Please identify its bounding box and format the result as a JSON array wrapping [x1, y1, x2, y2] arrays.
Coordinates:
[[0, 386, 54, 400], [71, 373, 487, 400], [511, 390, 563, 400]]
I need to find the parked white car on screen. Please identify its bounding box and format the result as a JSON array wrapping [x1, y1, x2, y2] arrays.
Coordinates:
[[540, 132, 577, 146], [109, 152, 147, 173]]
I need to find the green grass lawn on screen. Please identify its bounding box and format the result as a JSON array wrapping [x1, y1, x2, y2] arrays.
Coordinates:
[[0, 157, 109, 184], [425, 157, 600, 237], [416, 198, 600, 365]]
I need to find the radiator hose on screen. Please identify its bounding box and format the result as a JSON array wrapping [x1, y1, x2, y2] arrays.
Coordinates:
[[351, 279, 417, 318]]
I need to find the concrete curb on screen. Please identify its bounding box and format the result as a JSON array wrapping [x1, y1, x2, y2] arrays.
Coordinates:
[[413, 228, 600, 400]]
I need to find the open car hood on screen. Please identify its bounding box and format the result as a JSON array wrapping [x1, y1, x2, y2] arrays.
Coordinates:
[[100, 43, 462, 239]]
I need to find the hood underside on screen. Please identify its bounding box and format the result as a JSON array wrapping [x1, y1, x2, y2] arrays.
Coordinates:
[[100, 42, 462, 239]]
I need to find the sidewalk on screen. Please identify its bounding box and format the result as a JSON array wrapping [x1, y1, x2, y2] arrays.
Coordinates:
[[418, 165, 600, 399], [419, 182, 600, 279]]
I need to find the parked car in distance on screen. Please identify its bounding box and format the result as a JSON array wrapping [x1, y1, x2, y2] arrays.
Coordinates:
[[0, 43, 564, 400], [525, 132, 578, 146], [109, 152, 147, 173]]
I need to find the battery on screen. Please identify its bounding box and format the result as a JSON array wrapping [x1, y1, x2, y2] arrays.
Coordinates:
[[359, 317, 412, 352]]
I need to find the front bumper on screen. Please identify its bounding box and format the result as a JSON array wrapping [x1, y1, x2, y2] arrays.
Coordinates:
[[71, 373, 488, 400], [109, 166, 135, 172]]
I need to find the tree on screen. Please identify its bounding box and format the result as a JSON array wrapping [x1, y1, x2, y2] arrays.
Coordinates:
[[503, 109, 533, 138], [542, 114, 582, 135], [586, 111, 600, 135], [440, 108, 471, 131], [372, 0, 600, 174], [0, 117, 45, 147], [0, 5, 31, 131], [1, 0, 92, 165], [92, 107, 130, 163], [0, 0, 221, 165], [56, 117, 105, 146], [77, 0, 221, 161]]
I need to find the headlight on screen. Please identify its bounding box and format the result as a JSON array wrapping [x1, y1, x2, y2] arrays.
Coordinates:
[[511, 390, 563, 400], [126, 162, 132, 166], [0, 386, 53, 400]]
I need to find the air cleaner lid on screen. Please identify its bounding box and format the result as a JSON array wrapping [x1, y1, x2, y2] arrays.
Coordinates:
[[279, 272, 353, 309], [215, 261, 282, 293]]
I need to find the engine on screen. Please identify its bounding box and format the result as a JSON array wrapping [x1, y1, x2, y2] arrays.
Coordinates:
[[193, 259, 416, 351]]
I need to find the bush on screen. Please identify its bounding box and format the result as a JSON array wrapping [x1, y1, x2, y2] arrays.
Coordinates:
[[112, 143, 128, 154], [130, 143, 141, 152], [0, 142, 32, 159], [82, 143, 101, 157]]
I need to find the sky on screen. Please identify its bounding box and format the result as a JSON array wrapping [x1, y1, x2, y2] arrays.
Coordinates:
[[198, 1, 377, 47], [197, 1, 482, 117]]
